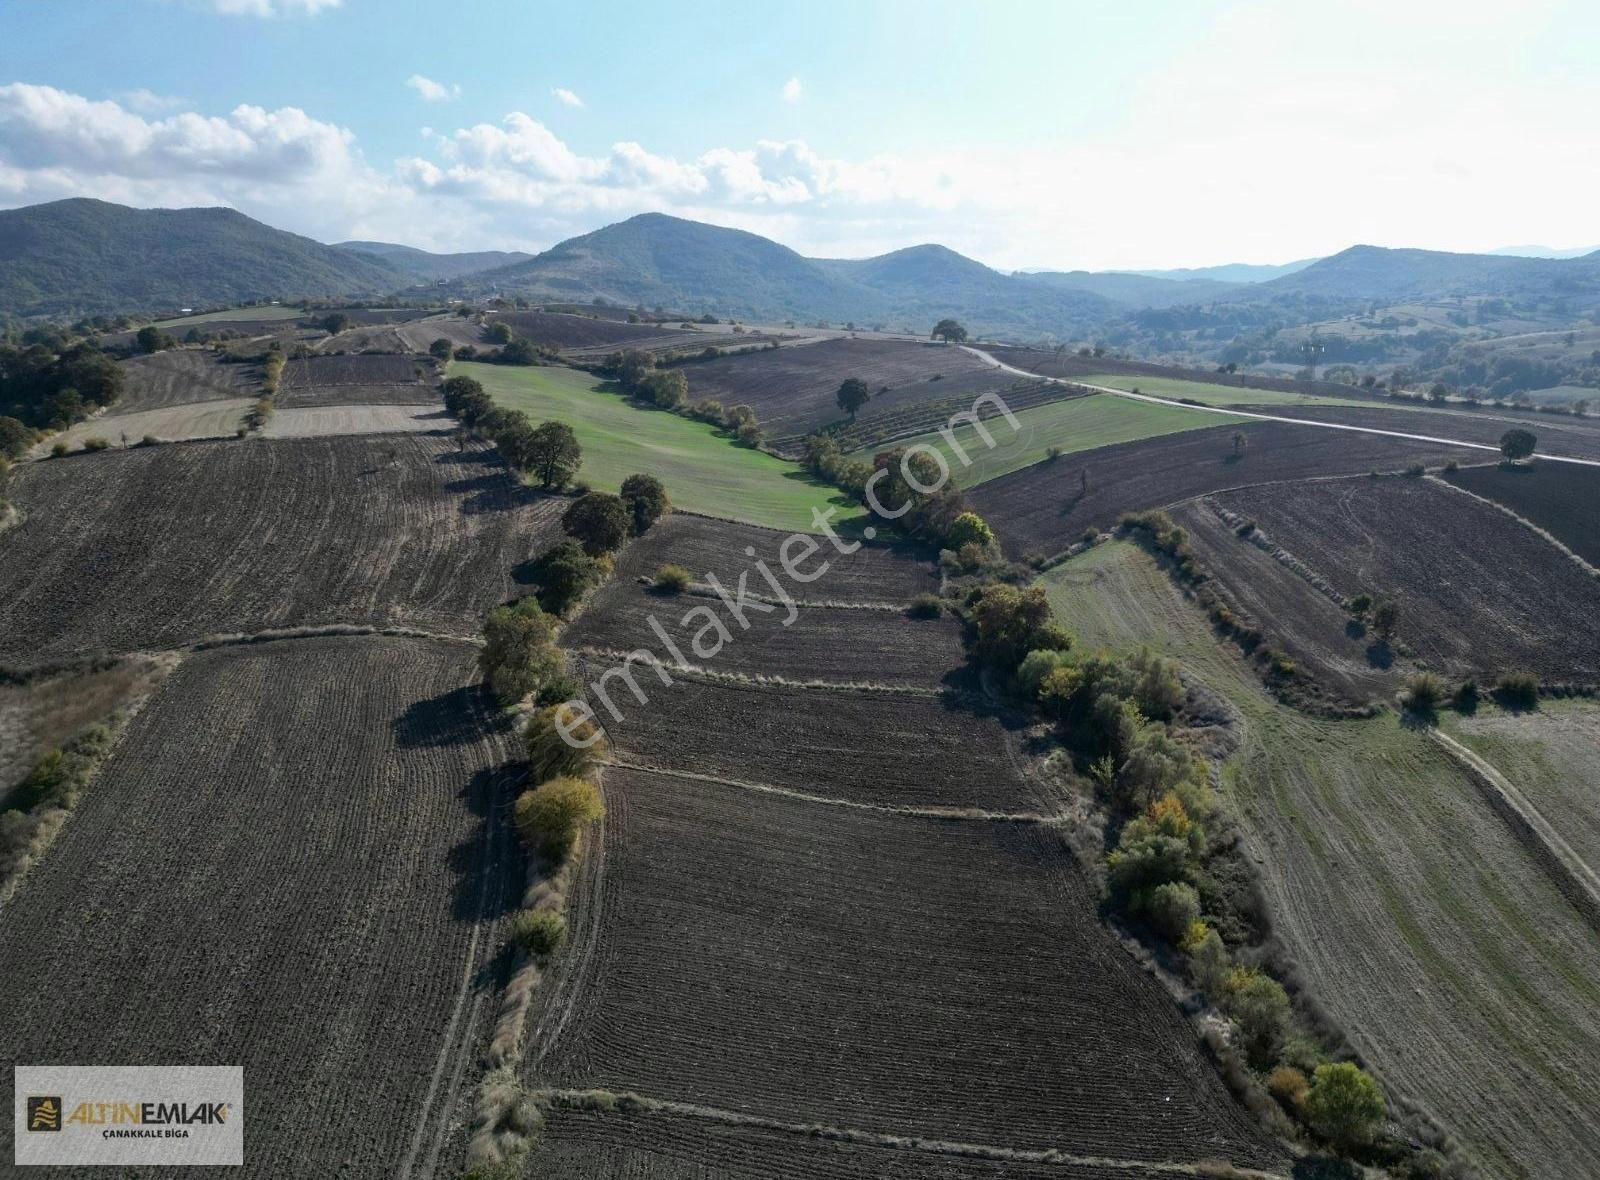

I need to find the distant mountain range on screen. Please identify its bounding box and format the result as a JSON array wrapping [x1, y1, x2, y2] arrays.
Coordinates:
[[3, 198, 1599, 336]]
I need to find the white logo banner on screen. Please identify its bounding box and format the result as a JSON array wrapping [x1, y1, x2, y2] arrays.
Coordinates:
[[14, 1065, 243, 1167]]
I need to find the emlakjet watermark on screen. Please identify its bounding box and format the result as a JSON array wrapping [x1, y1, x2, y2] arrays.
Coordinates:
[[14, 1065, 243, 1167], [552, 388, 1024, 748]]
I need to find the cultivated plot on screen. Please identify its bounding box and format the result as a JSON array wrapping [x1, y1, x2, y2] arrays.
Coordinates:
[[1264, 403, 1600, 461], [0, 635, 519, 1179], [34, 398, 253, 453], [278, 353, 440, 407], [117, 349, 263, 411], [526, 766, 1285, 1171], [0, 434, 564, 664], [261, 403, 454, 438], [1445, 461, 1600, 565], [1078, 372, 1374, 408]]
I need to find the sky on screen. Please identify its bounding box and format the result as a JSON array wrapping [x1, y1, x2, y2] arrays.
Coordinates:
[[1, 0, 1597, 271]]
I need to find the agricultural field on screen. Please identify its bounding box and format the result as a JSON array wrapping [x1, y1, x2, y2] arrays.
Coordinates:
[[396, 314, 494, 353], [586, 668, 1045, 813], [117, 349, 263, 411], [1262, 402, 1600, 461], [1206, 475, 1600, 685], [0, 635, 521, 1178], [495, 309, 680, 350], [34, 398, 254, 453], [1078, 372, 1375, 408], [970, 420, 1458, 560], [150, 304, 307, 327], [679, 337, 1022, 447], [524, 766, 1286, 1171], [261, 403, 453, 438], [852, 389, 1242, 486], [1444, 461, 1600, 565], [1038, 540, 1600, 1180], [277, 352, 440, 407], [562, 581, 964, 687], [0, 653, 173, 788], [460, 361, 860, 533], [0, 434, 564, 664], [605, 514, 938, 605]]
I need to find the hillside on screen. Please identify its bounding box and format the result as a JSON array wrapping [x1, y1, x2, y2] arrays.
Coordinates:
[[472, 215, 1111, 338], [1019, 268, 1245, 307], [335, 240, 533, 281], [0, 198, 406, 317], [1124, 257, 1320, 283], [1240, 244, 1600, 303]]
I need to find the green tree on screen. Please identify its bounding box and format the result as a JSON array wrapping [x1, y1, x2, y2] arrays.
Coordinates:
[[930, 318, 968, 343], [619, 473, 669, 534], [479, 598, 560, 706], [513, 777, 604, 863], [562, 492, 630, 555], [0, 415, 32, 460], [1304, 1063, 1386, 1153], [1499, 427, 1537, 461], [1226, 972, 1292, 1067], [526, 540, 601, 614], [526, 421, 582, 489], [969, 585, 1060, 674], [835, 377, 871, 420], [945, 511, 993, 549], [1371, 599, 1400, 642], [320, 312, 352, 334], [487, 321, 514, 345], [638, 369, 687, 409], [429, 337, 454, 360], [134, 326, 172, 354]]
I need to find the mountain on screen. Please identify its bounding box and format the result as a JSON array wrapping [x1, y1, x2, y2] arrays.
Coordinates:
[[1017, 269, 1245, 308], [471, 216, 1112, 337], [1241, 244, 1600, 303], [0, 198, 406, 318], [1122, 257, 1321, 284], [1487, 244, 1600, 260], [335, 240, 533, 281]]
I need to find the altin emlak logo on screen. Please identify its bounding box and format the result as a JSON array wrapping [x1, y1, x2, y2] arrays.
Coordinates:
[[26, 1096, 60, 1132], [14, 1065, 244, 1167]]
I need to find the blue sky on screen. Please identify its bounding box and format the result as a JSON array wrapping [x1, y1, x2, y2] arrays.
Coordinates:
[[2, 0, 1597, 269]]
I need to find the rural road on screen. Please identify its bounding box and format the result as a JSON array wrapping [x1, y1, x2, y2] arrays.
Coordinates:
[[961, 346, 1600, 468]]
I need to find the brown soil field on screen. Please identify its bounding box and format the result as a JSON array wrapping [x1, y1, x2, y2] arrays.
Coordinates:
[[396, 315, 493, 353], [33, 398, 254, 453], [825, 379, 1081, 457], [0, 635, 520, 1178], [278, 353, 440, 407], [970, 420, 1459, 560], [987, 345, 1385, 404], [117, 349, 263, 411], [608, 513, 938, 604], [497, 309, 677, 349], [581, 667, 1045, 813], [524, 1105, 1256, 1180], [678, 338, 1026, 447], [0, 654, 172, 787], [525, 766, 1286, 1170], [0, 434, 564, 665], [1171, 498, 1405, 704], [1445, 461, 1600, 566], [1208, 475, 1600, 684], [562, 581, 966, 687], [1256, 402, 1600, 461], [261, 403, 455, 438]]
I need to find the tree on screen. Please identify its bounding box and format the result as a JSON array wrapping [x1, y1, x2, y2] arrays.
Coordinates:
[[1499, 427, 1537, 462], [513, 777, 604, 863], [526, 421, 582, 489], [479, 597, 560, 706], [619, 474, 669, 534], [930, 318, 968, 343], [1226, 972, 1291, 1066], [429, 337, 454, 360], [320, 312, 352, 334], [836, 377, 871, 420], [1230, 430, 1247, 458], [134, 326, 171, 354], [489, 414, 542, 473], [562, 492, 630, 555], [487, 321, 514, 345], [638, 369, 687, 409], [0, 415, 31, 460], [442, 375, 493, 426], [1303, 1063, 1386, 1154], [945, 511, 994, 549], [498, 337, 541, 365], [527, 540, 601, 614], [1371, 599, 1400, 642], [969, 585, 1060, 674]]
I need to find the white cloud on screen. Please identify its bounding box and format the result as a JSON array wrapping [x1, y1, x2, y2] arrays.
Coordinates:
[[121, 89, 186, 114], [552, 88, 584, 109], [781, 77, 802, 103], [210, 0, 341, 15], [405, 75, 460, 103]]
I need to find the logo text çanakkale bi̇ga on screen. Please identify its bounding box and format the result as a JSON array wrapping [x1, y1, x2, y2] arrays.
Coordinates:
[[52, 1099, 230, 1139]]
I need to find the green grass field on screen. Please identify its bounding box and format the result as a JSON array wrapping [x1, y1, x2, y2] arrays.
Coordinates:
[[1037, 540, 1600, 1179], [848, 392, 1242, 486], [1079, 372, 1379, 409], [151, 305, 307, 328], [459, 362, 861, 533]]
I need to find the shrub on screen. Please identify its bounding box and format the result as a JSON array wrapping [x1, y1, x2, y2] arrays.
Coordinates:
[[1267, 1065, 1309, 1115], [1143, 880, 1201, 942], [513, 777, 604, 862], [562, 492, 631, 556], [1451, 680, 1479, 713], [906, 592, 943, 620], [1045, 445, 1062, 461], [139, 434, 159, 447], [1187, 926, 1230, 994], [736, 421, 762, 447], [525, 704, 606, 782], [1401, 671, 1445, 713], [620, 474, 669, 535], [1345, 593, 1372, 616], [1225, 972, 1292, 1068], [652, 563, 693, 594], [82, 436, 110, 452], [509, 909, 566, 956], [1403, 461, 1426, 477], [1443, 458, 1460, 473], [1304, 1062, 1386, 1154], [945, 511, 994, 550], [1495, 673, 1539, 709], [1080, 527, 1099, 547]]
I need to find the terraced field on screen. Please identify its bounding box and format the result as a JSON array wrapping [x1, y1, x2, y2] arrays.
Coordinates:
[[1207, 475, 1600, 685], [1445, 461, 1600, 564], [525, 766, 1286, 1171], [0, 635, 520, 1178], [461, 361, 860, 532], [970, 420, 1461, 560], [0, 434, 564, 664], [1038, 540, 1600, 1180]]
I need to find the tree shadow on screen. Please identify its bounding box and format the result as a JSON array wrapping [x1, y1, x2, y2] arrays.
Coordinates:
[[447, 762, 525, 925], [1344, 619, 1368, 641], [1365, 640, 1394, 669], [393, 683, 516, 748], [1292, 1159, 1360, 1180]]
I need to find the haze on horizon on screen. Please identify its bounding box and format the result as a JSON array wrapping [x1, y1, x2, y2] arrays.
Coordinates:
[[1, 0, 1596, 272]]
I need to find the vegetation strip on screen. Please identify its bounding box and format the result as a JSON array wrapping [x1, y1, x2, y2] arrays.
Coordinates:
[[598, 757, 1055, 823], [1427, 729, 1600, 934], [531, 1089, 1290, 1178], [569, 645, 946, 695]]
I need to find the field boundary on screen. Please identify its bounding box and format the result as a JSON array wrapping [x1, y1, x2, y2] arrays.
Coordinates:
[[598, 757, 1056, 823], [186, 622, 484, 653], [533, 1087, 1291, 1178], [1426, 473, 1600, 580], [1428, 729, 1600, 935], [570, 645, 946, 696]]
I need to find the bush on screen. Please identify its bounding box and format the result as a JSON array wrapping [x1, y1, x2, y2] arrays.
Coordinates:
[[735, 421, 762, 447], [945, 511, 994, 549], [1400, 671, 1446, 713], [652, 563, 692, 594], [1404, 461, 1426, 477], [1143, 880, 1201, 942], [1304, 1062, 1385, 1154], [509, 909, 566, 956], [906, 592, 943, 620], [1495, 673, 1539, 709], [1225, 970, 1292, 1067], [82, 436, 110, 452], [1187, 926, 1230, 994], [525, 704, 606, 782], [513, 777, 604, 862], [1267, 1065, 1309, 1115], [1451, 680, 1479, 713], [1345, 593, 1372, 616], [1015, 647, 1070, 696]]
